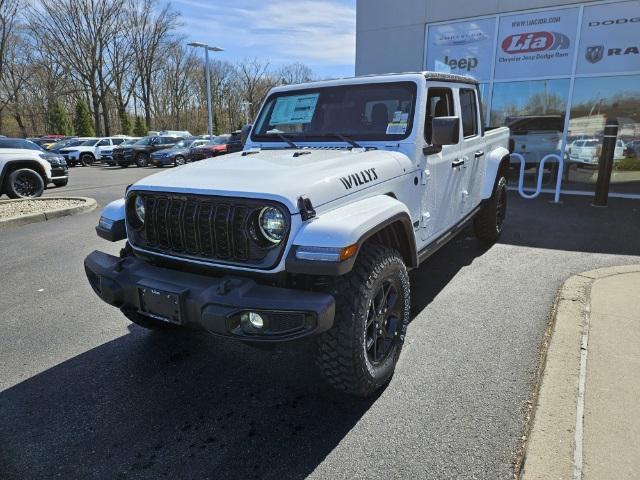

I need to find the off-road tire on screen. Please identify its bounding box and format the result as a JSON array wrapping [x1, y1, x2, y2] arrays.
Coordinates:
[[122, 308, 180, 332], [4, 168, 45, 198], [135, 153, 149, 168], [52, 178, 68, 187], [80, 153, 94, 166], [174, 155, 186, 166], [316, 244, 410, 397], [474, 171, 507, 244]]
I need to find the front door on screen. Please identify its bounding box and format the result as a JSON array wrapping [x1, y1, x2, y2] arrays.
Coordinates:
[[419, 85, 462, 244]]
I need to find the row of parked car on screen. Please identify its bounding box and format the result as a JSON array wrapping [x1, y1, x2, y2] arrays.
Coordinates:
[[0, 129, 246, 199], [39, 130, 244, 168]]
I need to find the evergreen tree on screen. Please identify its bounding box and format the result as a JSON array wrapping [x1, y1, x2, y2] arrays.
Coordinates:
[[133, 116, 148, 137], [74, 101, 95, 136], [47, 101, 73, 135], [118, 107, 132, 135]]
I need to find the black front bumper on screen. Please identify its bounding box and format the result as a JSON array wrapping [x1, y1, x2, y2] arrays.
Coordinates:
[[84, 251, 335, 342]]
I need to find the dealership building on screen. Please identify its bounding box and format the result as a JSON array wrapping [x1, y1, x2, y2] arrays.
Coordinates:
[[356, 0, 640, 198]]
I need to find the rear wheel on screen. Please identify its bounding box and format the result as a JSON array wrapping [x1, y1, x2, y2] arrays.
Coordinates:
[[174, 155, 186, 166], [4, 168, 45, 198], [80, 153, 94, 166], [136, 153, 149, 167], [474, 170, 507, 244], [316, 244, 410, 397]]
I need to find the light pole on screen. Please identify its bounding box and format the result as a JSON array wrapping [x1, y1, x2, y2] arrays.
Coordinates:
[[240, 101, 252, 125], [187, 42, 223, 140]]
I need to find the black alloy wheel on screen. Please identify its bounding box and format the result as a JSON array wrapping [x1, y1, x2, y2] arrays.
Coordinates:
[[365, 279, 403, 365]]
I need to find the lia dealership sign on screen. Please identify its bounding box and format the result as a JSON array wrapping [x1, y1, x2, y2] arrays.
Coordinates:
[[425, 1, 639, 81], [494, 8, 579, 79]]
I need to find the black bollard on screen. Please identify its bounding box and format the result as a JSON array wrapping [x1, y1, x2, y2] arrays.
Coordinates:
[[593, 118, 619, 207]]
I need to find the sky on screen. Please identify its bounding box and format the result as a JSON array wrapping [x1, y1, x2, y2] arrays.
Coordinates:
[[174, 0, 357, 79]]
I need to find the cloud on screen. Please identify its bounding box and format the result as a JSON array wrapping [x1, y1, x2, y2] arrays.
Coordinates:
[[175, 0, 355, 67]]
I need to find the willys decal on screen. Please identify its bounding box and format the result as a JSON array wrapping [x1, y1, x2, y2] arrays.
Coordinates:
[[340, 168, 378, 190]]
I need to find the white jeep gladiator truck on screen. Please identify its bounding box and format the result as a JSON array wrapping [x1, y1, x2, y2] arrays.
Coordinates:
[[85, 72, 510, 396]]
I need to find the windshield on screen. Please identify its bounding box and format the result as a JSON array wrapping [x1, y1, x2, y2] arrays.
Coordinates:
[[135, 137, 153, 145], [252, 81, 417, 142]]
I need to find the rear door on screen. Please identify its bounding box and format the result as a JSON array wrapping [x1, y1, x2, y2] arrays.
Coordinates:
[[457, 88, 486, 215]]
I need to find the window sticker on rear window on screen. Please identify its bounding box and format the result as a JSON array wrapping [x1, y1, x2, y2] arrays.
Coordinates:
[[270, 93, 320, 125], [386, 111, 409, 135]]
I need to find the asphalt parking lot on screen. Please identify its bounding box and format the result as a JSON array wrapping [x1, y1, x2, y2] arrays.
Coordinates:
[[1, 165, 639, 479]]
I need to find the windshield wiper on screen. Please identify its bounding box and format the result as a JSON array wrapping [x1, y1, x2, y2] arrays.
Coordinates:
[[266, 130, 299, 149], [323, 133, 363, 149]]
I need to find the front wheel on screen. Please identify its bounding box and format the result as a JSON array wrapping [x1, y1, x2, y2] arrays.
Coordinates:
[[474, 171, 507, 244], [174, 155, 186, 166], [316, 244, 410, 397], [135, 153, 150, 167], [80, 153, 94, 166], [4, 168, 45, 198]]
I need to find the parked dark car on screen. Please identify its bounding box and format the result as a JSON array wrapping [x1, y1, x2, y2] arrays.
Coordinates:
[[623, 140, 640, 158], [113, 135, 184, 168], [150, 138, 209, 167], [188, 133, 243, 161]]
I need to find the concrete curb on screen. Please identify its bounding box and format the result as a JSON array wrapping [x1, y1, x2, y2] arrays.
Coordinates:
[[519, 264, 640, 480], [0, 197, 97, 229]]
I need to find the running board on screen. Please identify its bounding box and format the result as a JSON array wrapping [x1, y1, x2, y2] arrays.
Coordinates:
[[417, 205, 481, 265]]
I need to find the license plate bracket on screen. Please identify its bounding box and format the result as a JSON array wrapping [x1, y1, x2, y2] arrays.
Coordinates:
[[138, 286, 183, 324]]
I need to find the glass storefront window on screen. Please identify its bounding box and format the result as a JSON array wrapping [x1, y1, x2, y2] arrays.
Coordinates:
[[565, 75, 640, 195], [491, 79, 570, 186]]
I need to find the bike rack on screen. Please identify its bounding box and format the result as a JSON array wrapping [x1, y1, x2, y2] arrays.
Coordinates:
[[510, 152, 564, 203]]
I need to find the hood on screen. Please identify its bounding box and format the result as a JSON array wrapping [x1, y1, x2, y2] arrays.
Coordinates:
[[130, 148, 408, 213]]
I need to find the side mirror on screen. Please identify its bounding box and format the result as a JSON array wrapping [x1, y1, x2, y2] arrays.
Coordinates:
[[240, 124, 252, 146], [431, 116, 460, 146]]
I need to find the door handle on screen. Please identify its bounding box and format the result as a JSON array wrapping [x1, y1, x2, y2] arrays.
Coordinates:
[[474, 150, 484, 158], [452, 158, 465, 168]]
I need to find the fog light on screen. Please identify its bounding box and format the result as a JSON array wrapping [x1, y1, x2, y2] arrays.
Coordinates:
[[241, 311, 265, 330]]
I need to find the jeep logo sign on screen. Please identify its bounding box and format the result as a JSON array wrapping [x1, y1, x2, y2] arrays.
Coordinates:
[[442, 56, 478, 71], [501, 31, 570, 54]]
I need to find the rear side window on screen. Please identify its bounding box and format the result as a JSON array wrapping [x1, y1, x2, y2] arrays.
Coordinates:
[[112, 138, 125, 145], [424, 88, 454, 144], [460, 89, 478, 138]]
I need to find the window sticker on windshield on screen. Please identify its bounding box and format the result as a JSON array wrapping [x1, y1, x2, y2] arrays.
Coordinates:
[[270, 93, 320, 125], [386, 111, 409, 135]]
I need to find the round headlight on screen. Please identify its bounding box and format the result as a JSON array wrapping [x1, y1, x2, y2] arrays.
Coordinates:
[[134, 195, 145, 223], [258, 206, 286, 244]]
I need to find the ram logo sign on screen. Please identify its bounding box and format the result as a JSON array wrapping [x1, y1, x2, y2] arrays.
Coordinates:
[[585, 45, 605, 63], [501, 31, 570, 54]]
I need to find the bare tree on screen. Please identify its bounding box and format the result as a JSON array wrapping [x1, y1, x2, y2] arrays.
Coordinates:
[[128, 0, 179, 130], [28, 0, 126, 135], [278, 62, 313, 85], [236, 58, 277, 120]]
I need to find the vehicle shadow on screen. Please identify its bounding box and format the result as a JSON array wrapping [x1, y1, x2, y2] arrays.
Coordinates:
[[0, 233, 489, 480]]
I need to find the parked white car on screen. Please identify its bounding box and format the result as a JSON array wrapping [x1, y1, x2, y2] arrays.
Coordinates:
[[568, 138, 626, 166], [0, 138, 68, 197], [59, 137, 132, 166], [506, 115, 563, 169], [86, 72, 511, 396]]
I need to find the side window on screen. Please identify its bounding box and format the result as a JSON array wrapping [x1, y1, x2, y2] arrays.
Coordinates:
[[112, 138, 125, 145], [97, 139, 110, 147], [460, 89, 478, 138], [424, 88, 454, 144]]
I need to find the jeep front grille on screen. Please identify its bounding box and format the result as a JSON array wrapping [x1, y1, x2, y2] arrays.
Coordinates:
[[127, 192, 289, 269]]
